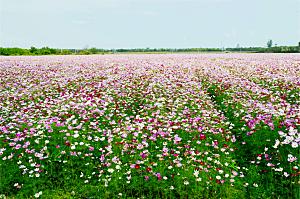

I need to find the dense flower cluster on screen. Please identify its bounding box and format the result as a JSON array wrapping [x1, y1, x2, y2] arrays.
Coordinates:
[[0, 54, 299, 196], [196, 54, 300, 177]]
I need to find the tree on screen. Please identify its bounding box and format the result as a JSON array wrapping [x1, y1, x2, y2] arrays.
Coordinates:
[[29, 46, 38, 54], [79, 50, 91, 55], [89, 48, 98, 54], [39, 47, 52, 55], [60, 49, 72, 55], [267, 40, 273, 48]]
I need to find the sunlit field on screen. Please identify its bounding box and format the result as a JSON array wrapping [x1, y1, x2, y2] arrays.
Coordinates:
[[0, 54, 299, 198]]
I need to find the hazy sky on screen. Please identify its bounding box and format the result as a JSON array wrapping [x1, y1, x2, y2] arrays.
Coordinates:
[[0, 0, 299, 49]]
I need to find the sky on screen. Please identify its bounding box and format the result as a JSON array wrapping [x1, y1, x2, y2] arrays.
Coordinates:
[[0, 0, 300, 49]]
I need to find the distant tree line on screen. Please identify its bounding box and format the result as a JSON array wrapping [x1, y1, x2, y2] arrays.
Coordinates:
[[0, 47, 110, 56], [226, 46, 300, 53], [0, 45, 299, 56]]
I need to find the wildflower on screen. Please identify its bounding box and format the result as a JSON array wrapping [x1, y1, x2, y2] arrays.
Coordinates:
[[89, 146, 94, 151], [137, 144, 144, 150], [135, 164, 140, 169], [199, 134, 206, 140], [174, 134, 182, 143], [274, 167, 283, 172], [257, 156, 262, 160], [140, 153, 147, 159], [184, 181, 189, 185], [288, 154, 297, 162], [146, 167, 152, 172], [231, 135, 236, 142], [273, 139, 280, 148], [34, 191, 42, 198], [194, 170, 199, 177], [156, 173, 162, 180], [291, 142, 298, 148]]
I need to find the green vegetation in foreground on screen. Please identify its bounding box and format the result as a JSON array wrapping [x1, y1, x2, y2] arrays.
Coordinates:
[[204, 81, 300, 199], [1, 56, 299, 199]]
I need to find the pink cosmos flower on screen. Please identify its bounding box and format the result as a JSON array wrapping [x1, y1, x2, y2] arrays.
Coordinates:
[[174, 134, 182, 143], [89, 147, 94, 151]]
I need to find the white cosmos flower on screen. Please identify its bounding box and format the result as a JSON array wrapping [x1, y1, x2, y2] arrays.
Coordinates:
[[184, 181, 189, 185], [291, 142, 298, 148], [193, 170, 199, 177], [273, 139, 280, 148], [108, 168, 114, 173], [274, 167, 283, 172], [34, 191, 42, 198]]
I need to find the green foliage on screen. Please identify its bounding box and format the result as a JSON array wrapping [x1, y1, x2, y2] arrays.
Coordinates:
[[78, 50, 91, 55], [1, 45, 299, 56], [0, 47, 60, 56], [267, 40, 273, 48], [226, 46, 300, 53], [89, 47, 98, 54], [60, 49, 72, 55], [0, 47, 31, 55], [29, 46, 38, 54], [205, 81, 299, 199]]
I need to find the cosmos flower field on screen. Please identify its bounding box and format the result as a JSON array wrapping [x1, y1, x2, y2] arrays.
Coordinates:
[[0, 54, 299, 198]]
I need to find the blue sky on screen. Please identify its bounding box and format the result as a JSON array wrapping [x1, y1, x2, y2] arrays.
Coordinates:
[[0, 0, 299, 49]]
